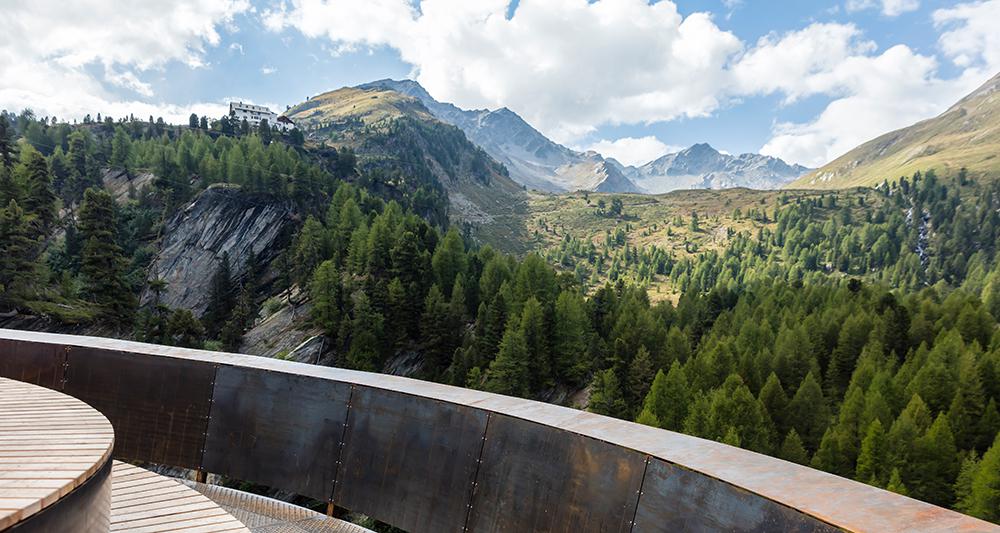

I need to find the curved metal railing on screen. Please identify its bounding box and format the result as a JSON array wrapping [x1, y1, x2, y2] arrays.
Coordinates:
[[0, 328, 995, 533]]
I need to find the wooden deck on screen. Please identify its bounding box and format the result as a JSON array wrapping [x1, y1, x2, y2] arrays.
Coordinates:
[[0, 376, 113, 529], [110, 461, 249, 532]]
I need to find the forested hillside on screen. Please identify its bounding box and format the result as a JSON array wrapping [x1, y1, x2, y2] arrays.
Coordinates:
[[0, 107, 998, 523]]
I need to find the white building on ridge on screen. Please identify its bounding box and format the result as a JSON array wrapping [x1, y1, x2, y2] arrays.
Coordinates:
[[229, 102, 294, 131]]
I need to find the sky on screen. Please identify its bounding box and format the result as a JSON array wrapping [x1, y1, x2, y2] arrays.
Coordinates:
[[1, 1, 998, 168]]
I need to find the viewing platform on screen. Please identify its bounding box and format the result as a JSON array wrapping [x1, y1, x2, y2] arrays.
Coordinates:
[[1, 329, 998, 532]]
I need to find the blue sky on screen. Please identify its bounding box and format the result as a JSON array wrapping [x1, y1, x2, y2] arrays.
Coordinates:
[[3, 0, 997, 167]]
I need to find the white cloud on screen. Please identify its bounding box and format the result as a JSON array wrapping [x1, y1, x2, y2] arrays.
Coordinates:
[[261, 65, 278, 75], [268, 0, 984, 167], [583, 136, 679, 166], [0, 0, 249, 122], [265, 0, 741, 142], [845, 0, 919, 16], [934, 0, 1000, 72], [882, 0, 920, 16]]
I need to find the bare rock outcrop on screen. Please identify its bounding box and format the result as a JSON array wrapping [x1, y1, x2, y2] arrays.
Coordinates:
[[142, 186, 297, 316]]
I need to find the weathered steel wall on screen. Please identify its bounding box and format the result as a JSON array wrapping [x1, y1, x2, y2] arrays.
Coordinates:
[[203, 365, 351, 501], [1, 329, 997, 533], [333, 386, 488, 533], [632, 458, 841, 533], [0, 338, 65, 389], [467, 413, 646, 532], [63, 346, 216, 469]]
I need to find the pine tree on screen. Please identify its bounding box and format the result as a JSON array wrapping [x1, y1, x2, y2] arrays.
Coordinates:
[[189, 113, 199, 129], [78, 189, 135, 323], [758, 372, 789, 436], [110, 127, 130, 169], [965, 433, 1000, 522], [166, 309, 205, 348], [640, 361, 689, 430], [552, 290, 590, 384], [906, 413, 959, 506], [258, 119, 272, 145], [204, 253, 235, 337], [421, 285, 457, 374], [432, 228, 466, 297], [787, 372, 829, 452], [485, 324, 531, 397], [0, 200, 38, 303], [949, 352, 987, 451], [345, 291, 384, 371], [519, 297, 550, 392], [954, 453, 980, 515], [887, 468, 909, 496], [310, 260, 342, 339], [856, 419, 888, 486], [587, 368, 628, 418], [779, 429, 809, 465], [0, 115, 13, 170], [22, 149, 56, 232], [291, 216, 327, 287]]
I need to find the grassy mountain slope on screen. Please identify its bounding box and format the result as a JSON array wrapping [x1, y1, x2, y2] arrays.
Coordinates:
[[288, 87, 530, 251], [793, 71, 1000, 188], [287, 87, 526, 251], [526, 187, 875, 301]]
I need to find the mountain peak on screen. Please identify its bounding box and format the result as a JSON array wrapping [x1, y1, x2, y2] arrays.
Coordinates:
[[685, 142, 717, 153]]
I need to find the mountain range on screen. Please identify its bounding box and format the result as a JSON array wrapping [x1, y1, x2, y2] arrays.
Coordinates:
[[615, 143, 811, 193], [794, 71, 1000, 188], [359, 80, 809, 193]]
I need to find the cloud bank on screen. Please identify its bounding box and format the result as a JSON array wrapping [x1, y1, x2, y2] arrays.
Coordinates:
[[266, 0, 1000, 167]]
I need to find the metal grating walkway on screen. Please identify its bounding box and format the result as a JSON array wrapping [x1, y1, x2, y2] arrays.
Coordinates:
[[179, 481, 373, 533]]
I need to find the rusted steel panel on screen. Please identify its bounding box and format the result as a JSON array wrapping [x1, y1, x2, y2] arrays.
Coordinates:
[[0, 338, 66, 389], [63, 346, 216, 469], [333, 386, 488, 533], [466, 413, 647, 533], [632, 458, 841, 533], [203, 365, 351, 501]]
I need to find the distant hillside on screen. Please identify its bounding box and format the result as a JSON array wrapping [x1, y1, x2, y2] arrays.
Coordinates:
[[358, 79, 640, 193], [793, 71, 1000, 188], [620, 143, 810, 193], [287, 86, 530, 250]]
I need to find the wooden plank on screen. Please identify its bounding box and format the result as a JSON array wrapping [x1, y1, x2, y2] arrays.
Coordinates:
[[0, 377, 114, 528]]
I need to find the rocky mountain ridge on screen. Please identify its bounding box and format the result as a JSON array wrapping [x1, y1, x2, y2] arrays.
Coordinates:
[[357, 79, 641, 193], [621, 143, 810, 193]]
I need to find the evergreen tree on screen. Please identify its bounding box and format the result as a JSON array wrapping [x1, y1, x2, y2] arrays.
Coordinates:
[[345, 291, 384, 371], [204, 253, 235, 336], [552, 290, 590, 384], [779, 429, 809, 465], [965, 433, 1000, 522], [0, 115, 13, 170], [787, 372, 829, 452], [587, 368, 628, 418], [0, 200, 37, 303], [309, 260, 342, 339], [639, 361, 689, 430], [22, 149, 56, 232], [78, 189, 135, 323], [110, 127, 130, 169], [432, 228, 466, 297], [421, 284, 457, 374], [189, 113, 199, 129], [856, 419, 888, 486], [887, 468, 909, 496], [485, 324, 531, 397]]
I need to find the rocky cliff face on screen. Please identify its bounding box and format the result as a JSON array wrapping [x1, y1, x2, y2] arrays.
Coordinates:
[[142, 186, 297, 316]]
